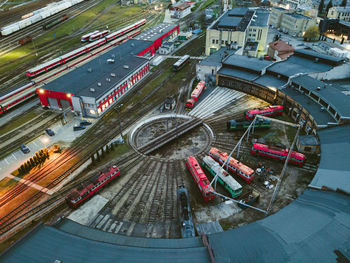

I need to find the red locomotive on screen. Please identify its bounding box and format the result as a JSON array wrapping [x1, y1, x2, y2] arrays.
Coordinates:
[[186, 156, 215, 202], [251, 143, 306, 167], [66, 165, 120, 208], [245, 105, 283, 119], [209, 147, 255, 183], [185, 81, 205, 109]]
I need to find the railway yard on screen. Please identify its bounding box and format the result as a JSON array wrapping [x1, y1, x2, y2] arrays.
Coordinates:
[[1, 0, 346, 261]]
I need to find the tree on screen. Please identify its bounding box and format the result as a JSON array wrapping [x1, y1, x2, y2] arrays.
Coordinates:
[[303, 25, 320, 41], [318, 0, 325, 15], [341, 0, 347, 7], [326, 0, 333, 15]]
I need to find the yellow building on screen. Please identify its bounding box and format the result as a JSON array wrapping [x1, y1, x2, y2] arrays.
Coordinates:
[[280, 13, 317, 36], [327, 7, 350, 22], [269, 7, 289, 28], [205, 8, 269, 57]]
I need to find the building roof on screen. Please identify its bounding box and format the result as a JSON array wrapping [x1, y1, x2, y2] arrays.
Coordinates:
[[210, 189, 350, 262], [281, 86, 337, 126], [171, 2, 191, 11], [218, 67, 259, 81], [42, 39, 152, 100], [3, 190, 350, 262], [294, 48, 344, 65], [297, 135, 319, 146], [266, 55, 333, 77], [211, 8, 254, 31], [284, 13, 312, 20], [223, 54, 273, 73], [134, 23, 178, 42], [333, 6, 350, 12], [291, 75, 350, 118], [268, 40, 294, 60], [310, 124, 350, 193], [250, 9, 270, 27], [254, 74, 287, 89], [244, 41, 259, 52], [272, 7, 288, 11], [198, 47, 237, 67]]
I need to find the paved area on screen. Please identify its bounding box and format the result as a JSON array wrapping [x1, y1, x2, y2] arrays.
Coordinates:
[[0, 115, 96, 181]]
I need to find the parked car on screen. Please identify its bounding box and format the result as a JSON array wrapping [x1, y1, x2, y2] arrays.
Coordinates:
[[45, 128, 55, 136], [73, 125, 86, 131], [80, 120, 92, 126], [20, 144, 30, 154]]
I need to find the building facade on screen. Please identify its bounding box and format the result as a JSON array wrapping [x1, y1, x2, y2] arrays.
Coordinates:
[[327, 7, 350, 22], [280, 13, 317, 36], [205, 8, 269, 57], [269, 7, 289, 28]]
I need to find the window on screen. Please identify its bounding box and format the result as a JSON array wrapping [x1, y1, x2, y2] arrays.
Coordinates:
[[212, 39, 215, 44]]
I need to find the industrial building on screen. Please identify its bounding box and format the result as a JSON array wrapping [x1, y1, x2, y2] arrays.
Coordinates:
[[205, 8, 269, 57], [37, 23, 179, 118], [134, 23, 179, 50]]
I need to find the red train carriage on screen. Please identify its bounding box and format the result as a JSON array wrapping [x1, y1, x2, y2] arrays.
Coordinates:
[[209, 147, 255, 183], [245, 105, 283, 119], [251, 143, 306, 167], [185, 81, 206, 109], [186, 156, 215, 202], [66, 165, 120, 209]]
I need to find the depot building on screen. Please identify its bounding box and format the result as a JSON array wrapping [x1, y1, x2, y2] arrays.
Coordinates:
[[37, 23, 179, 118], [37, 39, 155, 118]]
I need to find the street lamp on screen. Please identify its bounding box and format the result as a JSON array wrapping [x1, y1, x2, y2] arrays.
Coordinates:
[[116, 104, 124, 144]]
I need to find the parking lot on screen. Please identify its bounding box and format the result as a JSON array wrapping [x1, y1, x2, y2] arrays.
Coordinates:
[[0, 116, 96, 180]]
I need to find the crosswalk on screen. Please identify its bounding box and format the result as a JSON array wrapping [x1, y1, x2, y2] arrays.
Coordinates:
[[188, 87, 245, 119], [90, 212, 125, 234]]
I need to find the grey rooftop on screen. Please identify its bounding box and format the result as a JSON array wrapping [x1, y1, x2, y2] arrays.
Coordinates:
[[198, 47, 237, 67], [291, 75, 350, 118], [310, 124, 350, 193], [43, 39, 152, 100], [223, 54, 273, 72]]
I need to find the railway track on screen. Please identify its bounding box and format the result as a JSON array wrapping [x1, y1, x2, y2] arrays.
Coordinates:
[[0, 0, 103, 56]]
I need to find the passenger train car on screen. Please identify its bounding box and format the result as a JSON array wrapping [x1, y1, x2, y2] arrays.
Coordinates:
[[245, 105, 283, 119], [89, 30, 110, 42], [81, 30, 99, 42], [186, 156, 215, 202], [177, 186, 196, 238], [202, 156, 242, 198], [185, 81, 205, 109], [66, 165, 120, 209], [251, 143, 306, 167], [227, 119, 271, 131], [26, 19, 146, 77], [173, 55, 190, 71], [209, 148, 255, 183]]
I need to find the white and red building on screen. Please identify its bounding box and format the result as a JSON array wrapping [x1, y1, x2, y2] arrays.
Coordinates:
[[170, 3, 192, 19], [37, 23, 179, 118]]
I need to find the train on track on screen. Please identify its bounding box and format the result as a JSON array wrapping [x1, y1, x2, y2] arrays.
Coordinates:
[[177, 186, 196, 238], [209, 147, 256, 183], [202, 156, 242, 198], [0, 0, 85, 36], [26, 19, 146, 77], [88, 30, 111, 42], [173, 55, 190, 71], [81, 30, 99, 42], [251, 143, 306, 167], [66, 165, 120, 209], [42, 14, 69, 30], [227, 119, 271, 131], [18, 36, 32, 45], [186, 156, 215, 202], [185, 81, 205, 109], [245, 105, 284, 119]]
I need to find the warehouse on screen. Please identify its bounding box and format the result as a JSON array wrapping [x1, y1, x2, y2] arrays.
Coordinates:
[[37, 39, 154, 118]]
